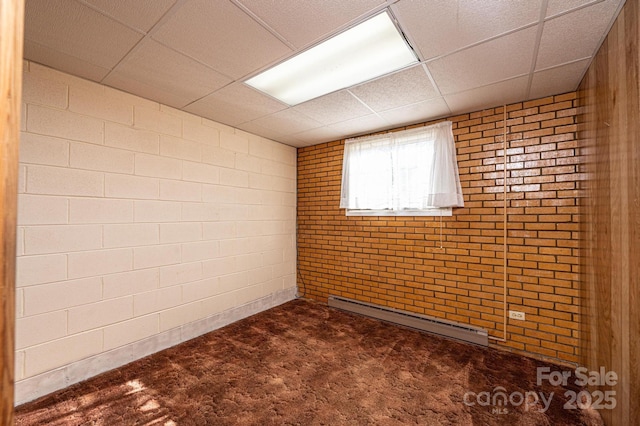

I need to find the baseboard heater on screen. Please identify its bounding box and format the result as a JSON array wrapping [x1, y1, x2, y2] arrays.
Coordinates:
[[328, 296, 488, 347]]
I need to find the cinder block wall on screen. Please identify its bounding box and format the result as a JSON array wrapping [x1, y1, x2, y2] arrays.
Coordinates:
[[298, 93, 580, 363], [16, 62, 296, 385]]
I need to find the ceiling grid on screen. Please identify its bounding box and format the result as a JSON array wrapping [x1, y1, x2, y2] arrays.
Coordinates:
[[23, 0, 626, 147]]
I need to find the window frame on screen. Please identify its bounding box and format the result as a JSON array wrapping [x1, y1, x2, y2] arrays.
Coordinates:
[[339, 121, 463, 217]]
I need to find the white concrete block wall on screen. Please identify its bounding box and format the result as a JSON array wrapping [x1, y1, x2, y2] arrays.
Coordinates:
[[16, 62, 297, 384]]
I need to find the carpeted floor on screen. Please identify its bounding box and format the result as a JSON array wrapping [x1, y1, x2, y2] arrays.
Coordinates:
[[16, 298, 603, 425]]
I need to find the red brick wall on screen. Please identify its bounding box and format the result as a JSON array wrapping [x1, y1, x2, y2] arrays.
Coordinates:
[[297, 93, 581, 363]]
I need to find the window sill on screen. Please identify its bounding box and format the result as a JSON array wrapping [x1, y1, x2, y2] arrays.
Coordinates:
[[345, 208, 452, 217]]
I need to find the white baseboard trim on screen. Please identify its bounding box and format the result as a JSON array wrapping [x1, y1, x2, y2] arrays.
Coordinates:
[[15, 287, 297, 406]]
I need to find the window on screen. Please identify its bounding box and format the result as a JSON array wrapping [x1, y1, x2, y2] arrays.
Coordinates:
[[339, 121, 464, 216]]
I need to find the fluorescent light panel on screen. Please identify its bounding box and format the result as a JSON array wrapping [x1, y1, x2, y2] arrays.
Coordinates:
[[245, 12, 418, 106]]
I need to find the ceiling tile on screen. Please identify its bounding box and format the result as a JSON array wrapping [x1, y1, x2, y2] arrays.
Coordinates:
[[237, 121, 288, 141], [234, 0, 385, 48], [83, 0, 177, 33], [327, 114, 390, 138], [274, 134, 307, 147], [536, 0, 622, 70], [152, 0, 293, 78], [393, 0, 542, 60], [103, 39, 231, 108], [184, 83, 288, 127], [103, 74, 194, 109], [545, 0, 599, 18], [243, 109, 323, 136], [24, 0, 144, 70], [529, 59, 591, 99], [444, 76, 529, 116], [23, 40, 111, 82], [287, 127, 347, 147], [428, 26, 538, 95], [349, 64, 439, 111], [293, 90, 372, 125], [378, 98, 451, 128]]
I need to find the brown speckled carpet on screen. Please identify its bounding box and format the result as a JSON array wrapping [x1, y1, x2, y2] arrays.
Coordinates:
[[16, 298, 603, 425]]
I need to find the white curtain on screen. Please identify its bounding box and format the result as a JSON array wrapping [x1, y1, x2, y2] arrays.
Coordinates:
[[340, 121, 464, 210]]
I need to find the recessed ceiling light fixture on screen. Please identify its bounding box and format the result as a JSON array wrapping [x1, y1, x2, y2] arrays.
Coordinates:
[[245, 12, 418, 106]]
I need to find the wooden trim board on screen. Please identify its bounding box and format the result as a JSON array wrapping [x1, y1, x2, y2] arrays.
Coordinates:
[[0, 0, 24, 424]]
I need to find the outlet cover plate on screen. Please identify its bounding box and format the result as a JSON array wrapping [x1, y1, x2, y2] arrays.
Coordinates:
[[509, 310, 526, 321]]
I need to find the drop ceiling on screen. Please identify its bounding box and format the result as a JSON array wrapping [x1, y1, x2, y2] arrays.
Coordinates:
[[23, 0, 625, 148]]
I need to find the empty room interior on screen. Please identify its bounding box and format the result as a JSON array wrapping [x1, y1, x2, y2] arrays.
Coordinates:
[[1, 0, 639, 425]]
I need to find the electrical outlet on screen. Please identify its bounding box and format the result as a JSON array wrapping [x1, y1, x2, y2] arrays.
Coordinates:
[[509, 310, 526, 321]]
